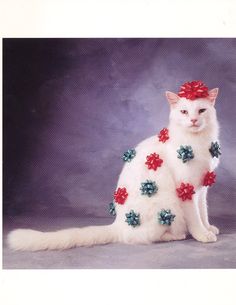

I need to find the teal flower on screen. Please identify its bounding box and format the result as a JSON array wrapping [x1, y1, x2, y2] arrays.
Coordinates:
[[122, 149, 136, 162], [125, 210, 140, 227], [177, 145, 194, 163], [209, 142, 221, 158], [108, 202, 116, 216], [158, 209, 175, 226], [140, 180, 158, 197]]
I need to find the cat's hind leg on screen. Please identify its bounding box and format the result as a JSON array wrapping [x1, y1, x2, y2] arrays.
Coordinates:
[[159, 204, 187, 242], [160, 231, 186, 242]]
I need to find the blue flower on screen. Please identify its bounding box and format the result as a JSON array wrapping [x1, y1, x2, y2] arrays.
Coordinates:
[[158, 209, 175, 226], [125, 210, 140, 227], [109, 202, 116, 216], [140, 180, 158, 197], [209, 142, 221, 158], [122, 149, 136, 162], [177, 145, 194, 163]]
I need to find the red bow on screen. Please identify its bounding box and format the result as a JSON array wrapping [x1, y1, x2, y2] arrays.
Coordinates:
[[114, 187, 128, 204], [178, 81, 209, 100]]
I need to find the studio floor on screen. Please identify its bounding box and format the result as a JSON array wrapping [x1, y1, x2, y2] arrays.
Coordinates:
[[3, 215, 236, 269]]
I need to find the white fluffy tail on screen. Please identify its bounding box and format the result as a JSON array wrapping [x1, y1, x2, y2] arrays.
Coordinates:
[[7, 224, 117, 251]]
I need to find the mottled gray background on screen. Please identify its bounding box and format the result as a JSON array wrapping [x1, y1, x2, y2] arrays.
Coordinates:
[[3, 39, 236, 268]]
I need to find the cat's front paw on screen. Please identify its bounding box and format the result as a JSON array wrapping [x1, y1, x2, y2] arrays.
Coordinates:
[[207, 225, 220, 235], [192, 230, 217, 243]]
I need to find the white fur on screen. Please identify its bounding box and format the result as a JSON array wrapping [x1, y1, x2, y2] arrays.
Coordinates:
[[8, 89, 220, 251]]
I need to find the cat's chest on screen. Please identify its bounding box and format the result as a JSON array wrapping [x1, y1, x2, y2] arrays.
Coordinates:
[[165, 138, 218, 173], [168, 142, 210, 161]]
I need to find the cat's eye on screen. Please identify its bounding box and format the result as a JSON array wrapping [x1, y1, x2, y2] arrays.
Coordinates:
[[199, 108, 206, 114], [180, 110, 188, 114]]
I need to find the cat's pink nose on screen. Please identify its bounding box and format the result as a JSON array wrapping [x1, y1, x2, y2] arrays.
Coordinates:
[[191, 119, 198, 124]]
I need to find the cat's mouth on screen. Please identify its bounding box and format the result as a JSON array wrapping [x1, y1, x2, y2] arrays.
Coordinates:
[[190, 123, 199, 128], [188, 123, 205, 132], [189, 124, 202, 131], [189, 124, 202, 132]]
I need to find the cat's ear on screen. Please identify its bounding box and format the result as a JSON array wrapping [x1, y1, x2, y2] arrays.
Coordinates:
[[165, 91, 180, 106], [208, 88, 219, 105]]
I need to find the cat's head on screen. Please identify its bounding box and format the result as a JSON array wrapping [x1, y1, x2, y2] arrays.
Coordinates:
[[166, 83, 219, 133]]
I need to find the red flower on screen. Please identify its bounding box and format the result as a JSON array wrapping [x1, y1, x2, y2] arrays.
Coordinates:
[[178, 81, 209, 100], [158, 128, 169, 143], [176, 183, 195, 201], [145, 153, 163, 171], [203, 171, 216, 186], [114, 187, 128, 204]]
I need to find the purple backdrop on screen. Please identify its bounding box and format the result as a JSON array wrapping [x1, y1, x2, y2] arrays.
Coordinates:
[[3, 38, 236, 218]]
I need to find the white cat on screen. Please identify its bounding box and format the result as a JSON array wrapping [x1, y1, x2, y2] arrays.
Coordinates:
[[8, 81, 221, 251]]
